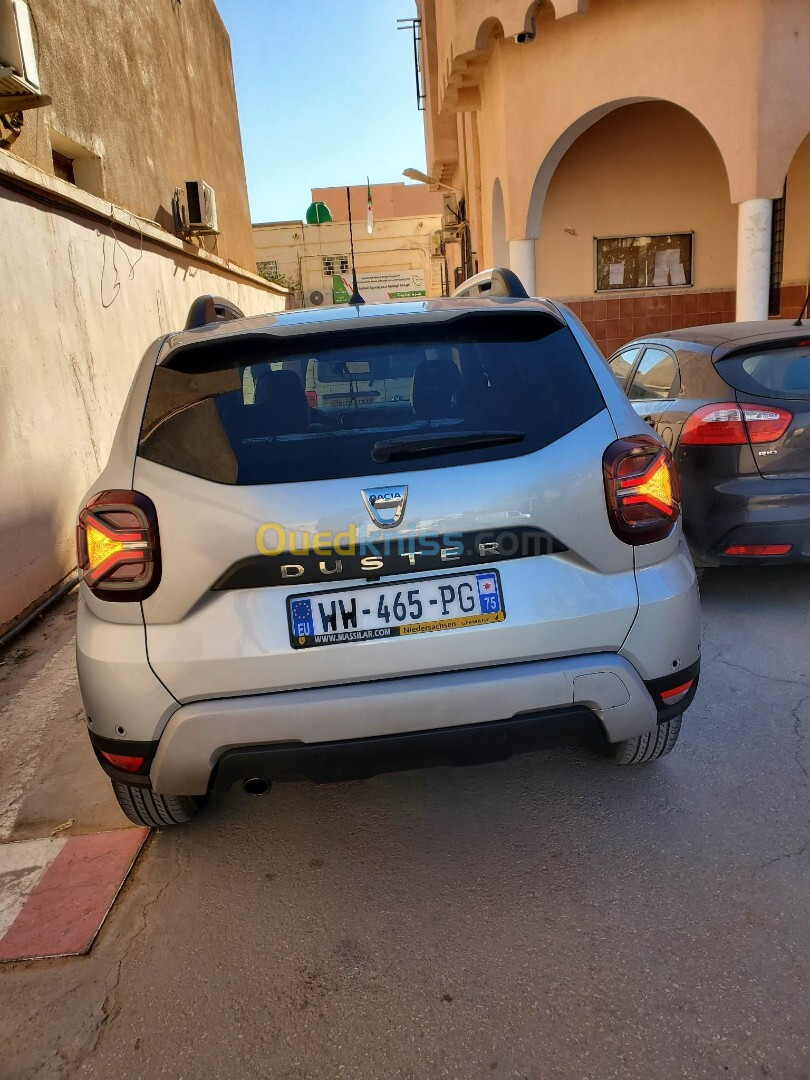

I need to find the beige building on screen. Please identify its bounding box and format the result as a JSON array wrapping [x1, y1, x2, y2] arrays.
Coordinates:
[[254, 184, 446, 307], [1, 0, 286, 632], [311, 182, 444, 222], [415, 0, 810, 355]]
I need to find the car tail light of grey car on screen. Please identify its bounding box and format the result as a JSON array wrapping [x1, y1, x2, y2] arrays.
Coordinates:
[[603, 435, 681, 545], [77, 490, 161, 601]]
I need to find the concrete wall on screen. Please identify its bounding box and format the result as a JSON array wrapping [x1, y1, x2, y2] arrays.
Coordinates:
[[253, 214, 446, 307], [1, 158, 285, 633], [421, 0, 810, 214], [309, 183, 444, 222], [416, 0, 810, 345], [8, 0, 256, 269]]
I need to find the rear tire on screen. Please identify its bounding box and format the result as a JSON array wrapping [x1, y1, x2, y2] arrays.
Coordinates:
[[112, 780, 203, 827], [604, 715, 683, 765]]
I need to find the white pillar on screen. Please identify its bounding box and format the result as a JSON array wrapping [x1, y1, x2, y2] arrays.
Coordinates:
[[736, 198, 773, 321], [509, 238, 537, 297]]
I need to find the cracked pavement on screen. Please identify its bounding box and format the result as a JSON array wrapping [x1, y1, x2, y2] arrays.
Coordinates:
[[0, 566, 808, 1079]]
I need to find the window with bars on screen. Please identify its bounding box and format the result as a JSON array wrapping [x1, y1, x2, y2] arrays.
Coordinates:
[[323, 255, 349, 276], [257, 260, 279, 278], [769, 186, 787, 317]]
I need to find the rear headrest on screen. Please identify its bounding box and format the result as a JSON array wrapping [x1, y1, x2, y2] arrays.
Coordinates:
[[252, 368, 308, 433], [411, 357, 462, 420], [784, 355, 810, 392]]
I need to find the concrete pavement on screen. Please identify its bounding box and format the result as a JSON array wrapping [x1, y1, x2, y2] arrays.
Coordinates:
[[0, 568, 808, 1079]]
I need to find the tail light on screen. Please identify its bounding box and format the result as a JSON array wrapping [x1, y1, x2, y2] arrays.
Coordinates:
[[77, 490, 160, 601], [603, 435, 681, 545], [99, 751, 146, 773], [659, 679, 695, 705], [680, 402, 792, 445], [305, 390, 318, 408], [724, 543, 792, 557]]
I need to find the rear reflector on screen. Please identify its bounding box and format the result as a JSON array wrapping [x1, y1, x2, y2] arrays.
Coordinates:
[[99, 751, 146, 773], [724, 544, 792, 556], [77, 491, 160, 602], [660, 679, 694, 704], [603, 435, 681, 545], [680, 402, 792, 445]]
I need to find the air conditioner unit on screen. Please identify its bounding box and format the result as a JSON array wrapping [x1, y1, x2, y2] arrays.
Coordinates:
[[175, 180, 219, 236], [0, 0, 49, 109]]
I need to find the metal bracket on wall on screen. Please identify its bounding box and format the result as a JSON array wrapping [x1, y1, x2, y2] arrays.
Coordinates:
[[396, 18, 425, 111]]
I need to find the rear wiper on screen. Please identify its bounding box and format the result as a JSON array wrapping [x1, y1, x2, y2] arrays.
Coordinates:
[[371, 430, 525, 463]]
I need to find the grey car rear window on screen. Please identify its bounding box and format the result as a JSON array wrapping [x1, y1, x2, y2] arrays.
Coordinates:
[[716, 342, 810, 401], [137, 312, 606, 485]]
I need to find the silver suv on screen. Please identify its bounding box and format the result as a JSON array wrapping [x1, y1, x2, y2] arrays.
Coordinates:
[[76, 271, 701, 827]]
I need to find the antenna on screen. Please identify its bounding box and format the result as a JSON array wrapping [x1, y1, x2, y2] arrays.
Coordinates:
[[346, 186, 365, 306]]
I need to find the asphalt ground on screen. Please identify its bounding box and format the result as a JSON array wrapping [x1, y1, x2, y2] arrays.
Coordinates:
[[0, 566, 808, 1079]]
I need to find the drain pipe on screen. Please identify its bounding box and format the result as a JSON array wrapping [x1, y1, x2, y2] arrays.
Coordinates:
[[0, 574, 80, 650]]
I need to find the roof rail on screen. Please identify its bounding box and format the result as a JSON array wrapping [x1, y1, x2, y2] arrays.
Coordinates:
[[185, 295, 245, 330], [451, 267, 529, 300]]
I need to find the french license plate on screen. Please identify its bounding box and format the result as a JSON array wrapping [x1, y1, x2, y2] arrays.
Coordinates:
[[288, 569, 505, 650]]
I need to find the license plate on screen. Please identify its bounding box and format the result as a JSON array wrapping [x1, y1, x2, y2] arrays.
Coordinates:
[[287, 569, 505, 649]]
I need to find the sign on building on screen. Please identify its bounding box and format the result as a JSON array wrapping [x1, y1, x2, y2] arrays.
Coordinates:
[[331, 269, 427, 305]]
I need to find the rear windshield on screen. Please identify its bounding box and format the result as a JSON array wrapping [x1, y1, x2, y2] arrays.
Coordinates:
[[716, 342, 810, 401], [138, 312, 605, 485]]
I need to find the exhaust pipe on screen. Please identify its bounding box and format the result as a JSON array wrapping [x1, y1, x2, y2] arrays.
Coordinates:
[[243, 777, 271, 796]]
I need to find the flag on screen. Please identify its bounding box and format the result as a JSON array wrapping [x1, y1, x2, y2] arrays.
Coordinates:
[[366, 177, 374, 235]]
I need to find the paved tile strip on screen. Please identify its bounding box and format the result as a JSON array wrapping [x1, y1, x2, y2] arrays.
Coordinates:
[[0, 828, 148, 962], [0, 837, 68, 938]]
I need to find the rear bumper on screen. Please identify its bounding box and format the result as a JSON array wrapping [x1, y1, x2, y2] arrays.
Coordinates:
[[682, 473, 810, 565], [210, 707, 604, 789], [117, 652, 681, 795]]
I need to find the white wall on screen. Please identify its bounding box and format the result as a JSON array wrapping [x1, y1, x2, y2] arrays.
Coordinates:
[[1, 183, 285, 630]]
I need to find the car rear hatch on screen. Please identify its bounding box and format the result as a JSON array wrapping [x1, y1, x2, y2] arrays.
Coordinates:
[[715, 336, 810, 479], [134, 307, 640, 703]]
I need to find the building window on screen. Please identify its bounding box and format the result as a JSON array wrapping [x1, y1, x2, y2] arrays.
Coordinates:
[[323, 255, 349, 276], [595, 233, 693, 292], [48, 129, 105, 196], [52, 151, 75, 185], [257, 260, 279, 278], [769, 185, 787, 317]]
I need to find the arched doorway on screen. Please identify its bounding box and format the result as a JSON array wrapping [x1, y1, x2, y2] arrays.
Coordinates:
[[779, 131, 810, 318], [527, 101, 735, 354]]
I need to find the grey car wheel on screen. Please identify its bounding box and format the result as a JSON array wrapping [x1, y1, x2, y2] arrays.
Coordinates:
[[112, 780, 203, 827], [604, 715, 682, 765]]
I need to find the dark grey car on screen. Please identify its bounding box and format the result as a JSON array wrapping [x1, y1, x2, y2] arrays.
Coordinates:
[[607, 320, 810, 569]]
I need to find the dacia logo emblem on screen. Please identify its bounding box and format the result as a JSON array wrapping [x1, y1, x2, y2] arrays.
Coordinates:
[[361, 486, 408, 529]]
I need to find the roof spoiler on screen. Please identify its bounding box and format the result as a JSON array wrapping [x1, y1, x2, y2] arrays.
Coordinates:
[[185, 295, 245, 330], [451, 267, 529, 300]]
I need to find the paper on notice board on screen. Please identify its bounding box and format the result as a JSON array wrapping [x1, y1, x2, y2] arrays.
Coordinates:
[[653, 250, 669, 287], [670, 262, 687, 285], [609, 262, 624, 286]]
